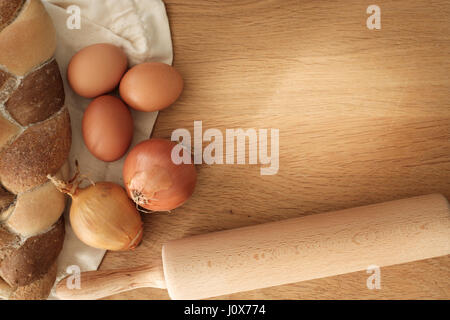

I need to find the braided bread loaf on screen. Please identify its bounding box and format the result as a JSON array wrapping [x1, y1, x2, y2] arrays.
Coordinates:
[[0, 0, 71, 299]]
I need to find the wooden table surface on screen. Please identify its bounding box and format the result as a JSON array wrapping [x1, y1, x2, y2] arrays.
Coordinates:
[[101, 0, 450, 299]]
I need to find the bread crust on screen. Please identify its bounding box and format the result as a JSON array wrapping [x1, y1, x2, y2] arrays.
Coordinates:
[[0, 68, 12, 91], [0, 225, 20, 263], [6, 180, 66, 237], [9, 260, 58, 300], [0, 0, 70, 300], [0, 276, 13, 299], [0, 68, 18, 103], [0, 0, 25, 32], [0, 186, 15, 217], [0, 116, 20, 152], [6, 59, 65, 126], [0, 0, 56, 75], [0, 107, 72, 194], [0, 217, 64, 287]]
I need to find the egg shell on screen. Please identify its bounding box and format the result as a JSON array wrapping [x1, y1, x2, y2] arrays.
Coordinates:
[[68, 43, 128, 98], [82, 95, 134, 162], [119, 62, 184, 112]]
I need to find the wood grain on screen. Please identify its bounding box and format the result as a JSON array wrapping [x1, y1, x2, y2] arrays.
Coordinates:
[[55, 263, 166, 300], [101, 0, 450, 299]]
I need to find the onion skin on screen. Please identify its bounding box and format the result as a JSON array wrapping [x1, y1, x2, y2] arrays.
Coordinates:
[[70, 182, 143, 251], [123, 139, 197, 211]]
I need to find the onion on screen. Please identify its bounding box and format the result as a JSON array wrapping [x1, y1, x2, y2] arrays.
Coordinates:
[[48, 166, 143, 251], [123, 139, 197, 211]]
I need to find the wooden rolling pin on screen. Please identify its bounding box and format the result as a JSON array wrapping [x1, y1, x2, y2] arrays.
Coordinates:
[[56, 194, 450, 300]]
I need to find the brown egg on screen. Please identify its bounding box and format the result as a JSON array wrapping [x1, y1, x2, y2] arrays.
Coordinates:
[[82, 95, 134, 162], [119, 62, 184, 112], [68, 43, 128, 98]]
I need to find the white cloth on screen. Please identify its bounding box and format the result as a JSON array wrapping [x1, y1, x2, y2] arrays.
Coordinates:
[[42, 0, 173, 299]]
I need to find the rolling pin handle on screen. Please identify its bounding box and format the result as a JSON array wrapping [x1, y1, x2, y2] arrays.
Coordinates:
[[55, 262, 166, 300]]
